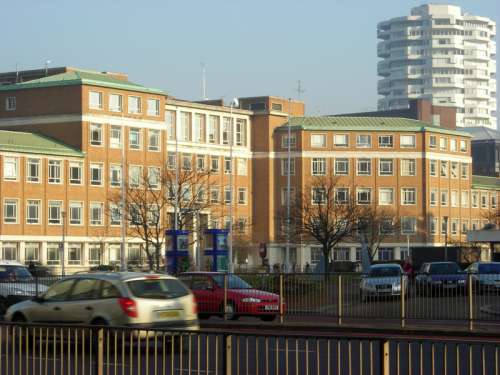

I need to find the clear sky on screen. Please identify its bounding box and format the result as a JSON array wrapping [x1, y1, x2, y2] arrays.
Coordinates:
[[1, 0, 498, 115]]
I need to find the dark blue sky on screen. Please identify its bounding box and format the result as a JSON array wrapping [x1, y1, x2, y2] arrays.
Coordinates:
[[1, 0, 498, 115]]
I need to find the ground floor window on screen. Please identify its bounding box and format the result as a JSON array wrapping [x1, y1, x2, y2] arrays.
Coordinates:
[[68, 243, 82, 265], [333, 247, 350, 261], [128, 244, 143, 264], [400, 248, 410, 261], [25, 242, 40, 263], [47, 243, 61, 265], [310, 247, 322, 267], [109, 244, 120, 263], [2, 243, 18, 260], [378, 247, 394, 261], [88, 244, 102, 265]]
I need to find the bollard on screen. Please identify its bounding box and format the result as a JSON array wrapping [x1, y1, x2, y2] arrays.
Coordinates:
[[338, 274, 342, 326], [468, 273, 474, 331], [279, 273, 284, 324], [97, 328, 104, 375], [400, 275, 406, 328], [224, 273, 228, 321]]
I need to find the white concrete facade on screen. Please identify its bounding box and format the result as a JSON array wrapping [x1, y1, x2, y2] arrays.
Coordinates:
[[377, 4, 497, 129]]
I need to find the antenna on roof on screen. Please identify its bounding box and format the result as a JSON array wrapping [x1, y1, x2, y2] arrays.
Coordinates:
[[45, 60, 52, 77], [201, 62, 207, 100], [296, 80, 305, 100], [15, 62, 19, 83]]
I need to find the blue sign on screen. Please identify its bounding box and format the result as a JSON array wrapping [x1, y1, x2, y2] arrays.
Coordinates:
[[204, 229, 229, 272], [165, 229, 190, 274]]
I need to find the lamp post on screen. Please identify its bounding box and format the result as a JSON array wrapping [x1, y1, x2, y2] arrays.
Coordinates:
[[120, 113, 127, 272], [285, 99, 292, 273], [444, 216, 449, 261], [61, 211, 66, 276], [228, 98, 239, 273]]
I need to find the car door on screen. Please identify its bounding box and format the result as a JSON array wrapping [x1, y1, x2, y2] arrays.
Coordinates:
[[63, 278, 101, 324], [30, 278, 76, 323], [191, 276, 218, 314]]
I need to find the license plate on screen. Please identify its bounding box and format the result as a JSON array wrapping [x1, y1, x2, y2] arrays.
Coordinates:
[[158, 310, 181, 319], [264, 305, 278, 311]]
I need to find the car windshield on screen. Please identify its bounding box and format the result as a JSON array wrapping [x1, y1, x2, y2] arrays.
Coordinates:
[[368, 266, 401, 277], [0, 265, 34, 282], [212, 275, 252, 289], [478, 263, 500, 274], [429, 263, 460, 274], [127, 278, 190, 299]]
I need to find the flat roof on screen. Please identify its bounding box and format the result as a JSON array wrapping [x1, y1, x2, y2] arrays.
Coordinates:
[[0, 130, 84, 157]]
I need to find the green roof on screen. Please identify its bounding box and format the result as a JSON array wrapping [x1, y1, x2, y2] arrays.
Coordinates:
[[0, 130, 84, 157], [472, 175, 500, 191], [277, 117, 471, 137], [0, 70, 166, 95]]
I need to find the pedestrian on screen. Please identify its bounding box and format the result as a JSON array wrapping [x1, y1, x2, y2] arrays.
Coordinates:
[[402, 257, 413, 279], [304, 262, 311, 273], [28, 261, 37, 276]]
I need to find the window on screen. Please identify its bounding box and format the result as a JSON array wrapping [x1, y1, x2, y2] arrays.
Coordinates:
[[461, 164, 468, 179], [90, 123, 103, 146], [109, 94, 122, 112], [333, 247, 351, 261], [334, 159, 349, 175], [210, 187, 220, 203], [451, 190, 458, 207], [25, 243, 39, 263], [429, 160, 437, 176], [26, 158, 40, 183], [48, 160, 62, 183], [129, 128, 141, 149], [440, 137, 447, 151], [2, 243, 18, 261], [378, 248, 394, 261], [357, 159, 371, 175], [26, 200, 40, 224], [193, 114, 204, 143], [128, 244, 143, 264], [3, 157, 18, 180], [3, 199, 17, 223], [110, 204, 121, 226], [430, 189, 438, 206], [400, 135, 416, 148], [88, 244, 102, 265], [235, 119, 247, 146], [46, 243, 60, 265], [147, 204, 160, 225], [128, 96, 141, 114], [430, 217, 438, 235], [182, 154, 192, 171], [472, 220, 480, 231], [167, 152, 177, 170], [312, 188, 327, 204], [238, 187, 247, 204], [401, 159, 416, 176], [210, 156, 219, 172], [271, 102, 283, 111], [440, 161, 448, 177], [208, 116, 219, 144], [401, 188, 416, 205], [335, 188, 349, 204], [237, 159, 247, 176], [69, 202, 83, 225], [148, 129, 160, 151], [147, 98, 160, 116], [334, 134, 348, 147], [69, 162, 82, 184], [356, 134, 371, 148], [222, 117, 230, 145], [429, 135, 437, 148], [68, 244, 82, 265], [450, 162, 458, 178], [379, 159, 393, 176], [129, 166, 142, 188], [380, 218, 394, 235], [311, 134, 326, 148], [312, 158, 326, 175], [224, 186, 232, 204], [491, 195, 497, 209], [89, 91, 102, 109], [357, 188, 372, 204], [282, 134, 296, 148], [90, 163, 103, 186], [472, 191, 479, 208], [180, 112, 191, 142], [48, 201, 62, 224], [460, 140, 468, 152], [378, 135, 393, 148], [224, 157, 232, 174], [196, 155, 206, 172], [281, 187, 296, 205], [461, 191, 469, 208], [481, 193, 488, 208], [441, 218, 448, 235], [450, 139, 457, 152], [148, 167, 160, 189], [281, 159, 295, 176], [461, 220, 469, 234], [166, 111, 175, 141], [379, 188, 394, 205], [90, 202, 104, 225], [401, 217, 417, 234], [440, 190, 448, 206], [195, 185, 206, 203], [110, 165, 122, 187], [5, 96, 16, 111]]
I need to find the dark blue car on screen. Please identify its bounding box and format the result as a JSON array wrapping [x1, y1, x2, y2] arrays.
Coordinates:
[[415, 262, 466, 295]]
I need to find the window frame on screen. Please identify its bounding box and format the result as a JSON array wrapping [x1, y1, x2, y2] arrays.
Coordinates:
[[3, 198, 18, 224], [69, 201, 84, 226], [378, 135, 393, 148], [400, 134, 416, 148], [26, 158, 40, 183], [356, 158, 372, 176], [26, 199, 41, 225], [356, 134, 372, 148]]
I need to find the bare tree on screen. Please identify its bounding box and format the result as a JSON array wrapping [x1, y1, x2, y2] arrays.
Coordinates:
[[482, 205, 500, 228]]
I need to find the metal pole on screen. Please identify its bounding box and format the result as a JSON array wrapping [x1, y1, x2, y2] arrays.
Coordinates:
[[444, 216, 448, 261], [228, 103, 234, 273], [120, 115, 127, 272], [285, 99, 292, 273], [61, 211, 66, 276], [468, 273, 474, 331], [174, 107, 179, 232]]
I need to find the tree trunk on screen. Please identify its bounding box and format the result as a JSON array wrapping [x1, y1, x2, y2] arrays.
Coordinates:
[[322, 245, 330, 281]]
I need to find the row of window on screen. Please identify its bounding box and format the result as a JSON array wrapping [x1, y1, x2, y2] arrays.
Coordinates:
[[429, 217, 491, 236], [311, 246, 405, 263], [429, 189, 497, 209], [89, 91, 160, 116], [90, 124, 160, 150], [2, 155, 249, 185]]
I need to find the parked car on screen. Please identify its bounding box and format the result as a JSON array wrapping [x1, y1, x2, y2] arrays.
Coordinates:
[[415, 262, 466, 295], [466, 262, 500, 293], [5, 272, 199, 330], [0, 261, 48, 314], [179, 272, 281, 321], [359, 264, 408, 301]]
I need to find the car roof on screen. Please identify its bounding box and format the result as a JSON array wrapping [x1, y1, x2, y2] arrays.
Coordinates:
[[428, 262, 458, 265], [0, 260, 25, 267], [180, 272, 225, 276], [66, 272, 178, 282], [371, 263, 401, 268]]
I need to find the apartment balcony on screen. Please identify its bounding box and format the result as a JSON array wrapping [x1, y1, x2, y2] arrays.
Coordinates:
[[464, 30, 491, 43], [465, 89, 490, 100], [377, 28, 390, 40], [377, 79, 392, 95], [377, 41, 390, 58], [465, 106, 490, 119], [465, 70, 490, 81], [432, 60, 463, 69], [377, 61, 391, 76], [464, 50, 490, 62], [433, 78, 464, 88]]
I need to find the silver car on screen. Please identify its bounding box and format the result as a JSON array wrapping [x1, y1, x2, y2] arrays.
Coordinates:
[[5, 272, 199, 330], [360, 264, 408, 301], [466, 262, 500, 293]]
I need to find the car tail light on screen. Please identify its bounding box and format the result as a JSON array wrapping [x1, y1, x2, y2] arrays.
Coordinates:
[[118, 297, 138, 318]]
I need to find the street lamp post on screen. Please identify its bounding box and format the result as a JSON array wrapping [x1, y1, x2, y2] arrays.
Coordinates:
[[444, 216, 449, 261], [120, 115, 127, 272], [61, 211, 66, 276], [228, 98, 239, 273]]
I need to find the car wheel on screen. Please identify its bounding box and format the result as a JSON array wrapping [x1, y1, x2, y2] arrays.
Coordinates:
[[261, 315, 276, 322]]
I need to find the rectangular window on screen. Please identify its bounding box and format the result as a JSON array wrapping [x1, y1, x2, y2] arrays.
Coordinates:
[[441, 190, 448, 206], [3, 157, 18, 181], [48, 201, 62, 224], [460, 140, 468, 152], [379, 159, 393, 176], [430, 217, 438, 235], [461, 220, 469, 234], [281, 159, 295, 176], [378, 135, 393, 148], [400, 135, 416, 148], [110, 126, 122, 148], [129, 128, 141, 149], [148, 167, 160, 189], [461, 191, 469, 208], [26, 200, 40, 224], [26, 158, 40, 183], [46, 243, 60, 265], [69, 162, 82, 185], [222, 117, 231, 145], [147, 98, 160, 116], [271, 102, 283, 111], [282, 134, 296, 148], [379, 188, 394, 205], [108, 165, 121, 187], [192, 114, 204, 143], [68, 243, 82, 265], [440, 137, 447, 151], [5, 96, 16, 111], [90, 123, 103, 146], [128, 96, 141, 114], [334, 134, 349, 147], [224, 186, 232, 204], [196, 155, 206, 172], [472, 191, 479, 208], [357, 158, 371, 175], [224, 157, 231, 174], [90, 163, 103, 186], [148, 129, 160, 151], [238, 187, 247, 204], [357, 188, 372, 204], [90, 202, 104, 226], [311, 134, 326, 148], [451, 190, 458, 207], [440, 161, 448, 177], [182, 154, 192, 171], [180, 112, 191, 142], [235, 119, 247, 146], [441, 218, 448, 235], [211, 156, 219, 172], [88, 244, 101, 265], [401, 188, 416, 205], [430, 189, 438, 206], [24, 243, 39, 263], [461, 164, 469, 179], [2, 243, 18, 261], [429, 135, 437, 149], [334, 159, 349, 175], [167, 152, 177, 170], [208, 116, 219, 144], [89, 91, 102, 109], [312, 158, 326, 176], [237, 159, 247, 176], [481, 194, 488, 209], [312, 188, 327, 204], [69, 202, 83, 225], [450, 139, 457, 152], [109, 94, 122, 112], [210, 187, 220, 203], [491, 194, 497, 209], [401, 159, 416, 176], [378, 248, 394, 261], [356, 134, 371, 148], [3, 199, 17, 223], [282, 187, 296, 205], [401, 217, 417, 234], [451, 162, 458, 178], [129, 166, 142, 188], [335, 188, 349, 204], [166, 111, 175, 141], [48, 160, 62, 184], [429, 160, 437, 176], [110, 204, 121, 226]]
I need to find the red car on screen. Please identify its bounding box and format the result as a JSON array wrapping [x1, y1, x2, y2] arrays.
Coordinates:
[[179, 272, 281, 321]]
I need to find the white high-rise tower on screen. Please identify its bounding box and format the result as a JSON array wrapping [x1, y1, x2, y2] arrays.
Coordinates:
[[377, 4, 497, 129]]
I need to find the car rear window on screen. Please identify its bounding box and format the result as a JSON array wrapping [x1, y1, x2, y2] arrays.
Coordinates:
[[127, 278, 190, 299], [0, 266, 33, 281]]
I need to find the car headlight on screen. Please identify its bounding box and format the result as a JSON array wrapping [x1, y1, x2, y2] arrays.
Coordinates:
[[458, 279, 465, 284], [392, 284, 401, 291], [432, 280, 442, 285], [242, 297, 262, 303]]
